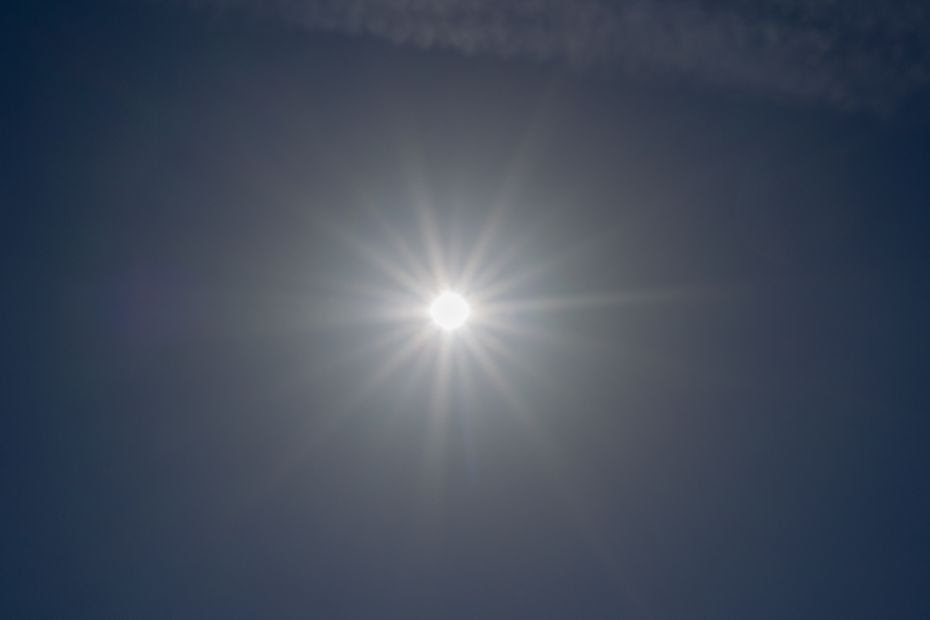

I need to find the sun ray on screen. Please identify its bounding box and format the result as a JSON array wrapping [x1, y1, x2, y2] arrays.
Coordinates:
[[336, 325, 434, 416], [332, 226, 426, 297], [476, 231, 607, 302], [462, 214, 550, 294], [462, 330, 621, 582], [480, 288, 693, 315], [418, 335, 456, 509], [469, 328, 542, 385], [324, 322, 421, 372], [459, 203, 507, 289], [461, 332, 527, 415], [476, 312, 570, 348], [416, 202, 449, 287], [368, 204, 436, 289]]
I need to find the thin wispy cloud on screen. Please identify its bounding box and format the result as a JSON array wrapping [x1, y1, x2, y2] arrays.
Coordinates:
[[189, 0, 930, 109]]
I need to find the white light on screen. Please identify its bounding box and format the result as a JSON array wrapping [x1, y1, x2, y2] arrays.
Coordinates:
[[429, 291, 470, 331]]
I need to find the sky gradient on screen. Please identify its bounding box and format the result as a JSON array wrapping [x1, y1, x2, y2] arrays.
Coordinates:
[[6, 1, 930, 617]]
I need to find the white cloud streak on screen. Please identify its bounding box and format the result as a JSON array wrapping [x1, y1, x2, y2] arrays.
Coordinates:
[[188, 0, 930, 109]]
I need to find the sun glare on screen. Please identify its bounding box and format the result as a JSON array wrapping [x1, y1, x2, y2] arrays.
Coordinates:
[[429, 291, 470, 331]]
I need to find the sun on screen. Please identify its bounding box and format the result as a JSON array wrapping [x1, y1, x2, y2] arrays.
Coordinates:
[[429, 291, 471, 331]]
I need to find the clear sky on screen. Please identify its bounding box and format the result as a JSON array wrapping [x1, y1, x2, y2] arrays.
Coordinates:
[[6, 1, 930, 617]]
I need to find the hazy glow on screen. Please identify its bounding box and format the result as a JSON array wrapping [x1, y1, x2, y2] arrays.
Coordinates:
[[280, 119, 698, 579], [429, 291, 470, 331]]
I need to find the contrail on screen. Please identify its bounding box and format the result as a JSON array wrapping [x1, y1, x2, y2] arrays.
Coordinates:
[[178, 0, 930, 110]]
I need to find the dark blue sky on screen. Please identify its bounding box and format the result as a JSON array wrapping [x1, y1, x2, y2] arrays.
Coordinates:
[[6, 1, 930, 617]]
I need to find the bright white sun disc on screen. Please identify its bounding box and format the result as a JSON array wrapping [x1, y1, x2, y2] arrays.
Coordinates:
[[429, 291, 470, 331]]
